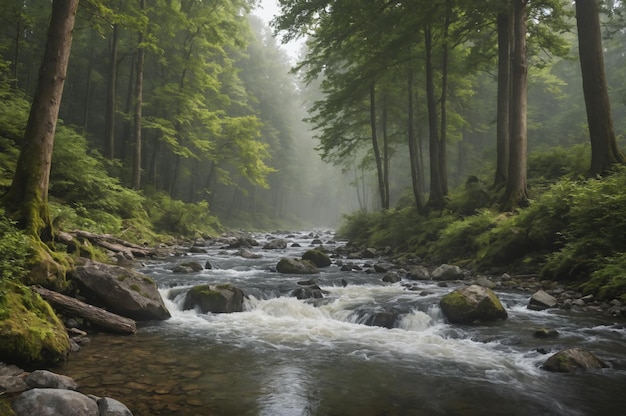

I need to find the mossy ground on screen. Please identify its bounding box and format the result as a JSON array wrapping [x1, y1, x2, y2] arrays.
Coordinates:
[[0, 280, 70, 366]]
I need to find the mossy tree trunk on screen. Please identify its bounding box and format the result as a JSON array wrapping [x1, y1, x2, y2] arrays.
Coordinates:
[[575, 0, 626, 176], [2, 0, 79, 241]]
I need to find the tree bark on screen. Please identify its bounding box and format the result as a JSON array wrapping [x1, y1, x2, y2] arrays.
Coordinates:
[[407, 58, 424, 211], [32, 286, 136, 335], [369, 84, 386, 210], [2, 0, 79, 239], [382, 92, 390, 209], [425, 25, 445, 209], [439, 0, 451, 197], [493, 9, 512, 190], [575, 0, 625, 175], [104, 24, 119, 159], [131, 0, 145, 190], [501, 0, 529, 211]]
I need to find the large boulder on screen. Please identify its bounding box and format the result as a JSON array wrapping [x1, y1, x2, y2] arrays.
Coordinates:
[[439, 285, 508, 324], [302, 249, 331, 268], [542, 348, 608, 373], [12, 388, 99, 416], [69, 260, 170, 321], [182, 284, 245, 313], [0, 282, 70, 365], [527, 290, 558, 311], [276, 258, 319, 274], [432, 264, 464, 281]]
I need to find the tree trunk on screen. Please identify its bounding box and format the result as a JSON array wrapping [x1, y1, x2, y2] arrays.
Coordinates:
[[407, 59, 424, 211], [575, 0, 625, 176], [425, 25, 445, 209], [2, 0, 79, 239], [32, 286, 136, 335], [104, 24, 119, 159], [439, 0, 451, 197], [131, 0, 145, 190], [369, 84, 386, 210], [501, 0, 529, 210], [382, 92, 390, 209], [493, 9, 512, 190]]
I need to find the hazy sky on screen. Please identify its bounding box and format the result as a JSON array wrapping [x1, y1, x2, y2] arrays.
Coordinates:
[[252, 0, 303, 61]]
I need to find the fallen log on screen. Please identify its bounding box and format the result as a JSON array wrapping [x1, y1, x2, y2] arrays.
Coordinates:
[[72, 230, 153, 258], [32, 286, 136, 335]]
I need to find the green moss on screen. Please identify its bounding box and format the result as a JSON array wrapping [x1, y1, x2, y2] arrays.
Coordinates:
[[129, 284, 141, 292], [0, 280, 70, 365], [117, 274, 129, 282], [0, 398, 16, 416]]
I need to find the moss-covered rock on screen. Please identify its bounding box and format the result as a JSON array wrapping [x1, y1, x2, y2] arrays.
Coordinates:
[[276, 257, 319, 274], [302, 249, 331, 268], [542, 347, 608, 373], [439, 285, 508, 324], [0, 281, 70, 365]]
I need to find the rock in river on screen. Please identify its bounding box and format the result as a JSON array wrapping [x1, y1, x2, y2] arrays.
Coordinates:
[[69, 259, 170, 321], [182, 284, 245, 313], [276, 257, 319, 274], [439, 285, 508, 324], [542, 347, 608, 373]]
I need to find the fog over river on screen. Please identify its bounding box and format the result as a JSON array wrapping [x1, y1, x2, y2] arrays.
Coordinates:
[[59, 231, 626, 416]]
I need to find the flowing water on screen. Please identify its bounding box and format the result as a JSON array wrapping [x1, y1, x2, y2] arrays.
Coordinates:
[[58, 232, 626, 416]]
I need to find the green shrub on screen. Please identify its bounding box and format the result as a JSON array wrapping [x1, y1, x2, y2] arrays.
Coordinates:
[[144, 190, 221, 237], [0, 210, 30, 282]]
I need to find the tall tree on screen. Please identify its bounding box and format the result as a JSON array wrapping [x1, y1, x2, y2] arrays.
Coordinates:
[[575, 0, 625, 175], [501, 0, 529, 210], [2, 0, 79, 239], [493, 8, 511, 190], [131, 0, 145, 190]]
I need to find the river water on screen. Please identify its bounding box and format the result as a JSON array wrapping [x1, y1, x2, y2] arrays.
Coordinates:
[[58, 231, 626, 416]]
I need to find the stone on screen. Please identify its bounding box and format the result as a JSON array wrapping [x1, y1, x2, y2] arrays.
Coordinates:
[[406, 265, 430, 281], [542, 348, 608, 373], [25, 370, 78, 390], [237, 249, 262, 259], [174, 261, 203, 272], [0, 375, 28, 393], [475, 277, 496, 289], [439, 285, 508, 324], [69, 260, 170, 321], [98, 397, 134, 416], [528, 290, 558, 311], [182, 284, 245, 314], [263, 239, 287, 249], [382, 272, 401, 283], [432, 264, 464, 281], [276, 258, 319, 274], [533, 328, 559, 338], [302, 249, 332, 268], [364, 311, 398, 329], [12, 388, 99, 416], [361, 248, 377, 258]]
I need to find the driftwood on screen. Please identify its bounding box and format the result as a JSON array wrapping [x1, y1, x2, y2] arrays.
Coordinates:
[[32, 286, 136, 335], [70, 230, 154, 258]]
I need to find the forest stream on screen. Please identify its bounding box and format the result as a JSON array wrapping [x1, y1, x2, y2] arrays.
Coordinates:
[[56, 231, 626, 416]]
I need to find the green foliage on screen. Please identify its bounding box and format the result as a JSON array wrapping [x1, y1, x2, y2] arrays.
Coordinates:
[[541, 166, 626, 285], [579, 253, 626, 303], [527, 143, 590, 183], [0, 209, 30, 282], [144, 190, 221, 237]]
